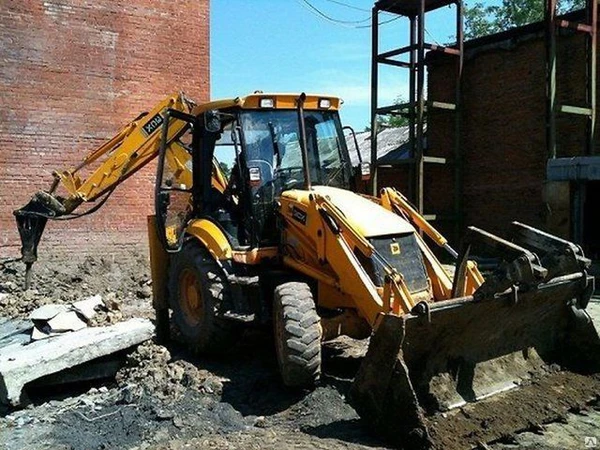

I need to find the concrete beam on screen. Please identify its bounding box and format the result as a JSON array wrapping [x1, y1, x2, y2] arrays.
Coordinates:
[[0, 318, 153, 406]]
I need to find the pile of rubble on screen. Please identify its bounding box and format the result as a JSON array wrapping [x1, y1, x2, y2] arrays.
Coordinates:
[[115, 342, 228, 400], [28, 295, 109, 340]]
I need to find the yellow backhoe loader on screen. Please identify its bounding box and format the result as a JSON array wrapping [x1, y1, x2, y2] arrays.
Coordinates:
[[14, 92, 600, 449]]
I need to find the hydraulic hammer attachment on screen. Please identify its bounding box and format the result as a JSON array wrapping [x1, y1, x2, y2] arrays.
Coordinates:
[[350, 224, 600, 450], [13, 191, 65, 289]]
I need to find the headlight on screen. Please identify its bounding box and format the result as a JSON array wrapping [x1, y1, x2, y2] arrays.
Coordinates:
[[319, 98, 331, 109], [260, 98, 275, 108]]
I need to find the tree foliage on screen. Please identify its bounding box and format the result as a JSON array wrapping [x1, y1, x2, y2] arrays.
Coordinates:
[[465, 0, 586, 39], [383, 111, 410, 128], [364, 96, 410, 132]]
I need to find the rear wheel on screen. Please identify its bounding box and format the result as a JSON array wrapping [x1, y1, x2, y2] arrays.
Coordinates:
[[168, 242, 237, 354], [273, 282, 322, 387]]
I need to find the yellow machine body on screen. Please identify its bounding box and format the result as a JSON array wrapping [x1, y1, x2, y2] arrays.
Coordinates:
[[15, 92, 600, 450]]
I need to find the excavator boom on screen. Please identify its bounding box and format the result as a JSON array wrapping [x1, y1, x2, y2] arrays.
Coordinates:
[[13, 92, 208, 287]]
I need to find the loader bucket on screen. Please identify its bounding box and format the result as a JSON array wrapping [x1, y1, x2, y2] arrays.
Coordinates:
[[350, 271, 600, 449]]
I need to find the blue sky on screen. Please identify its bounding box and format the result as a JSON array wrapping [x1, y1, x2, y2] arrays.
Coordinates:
[[211, 0, 464, 130]]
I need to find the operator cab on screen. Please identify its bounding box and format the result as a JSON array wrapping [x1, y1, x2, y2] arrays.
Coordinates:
[[234, 101, 354, 246], [156, 93, 357, 252]]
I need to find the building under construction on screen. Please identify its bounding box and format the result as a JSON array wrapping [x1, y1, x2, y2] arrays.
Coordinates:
[[371, 0, 600, 261]]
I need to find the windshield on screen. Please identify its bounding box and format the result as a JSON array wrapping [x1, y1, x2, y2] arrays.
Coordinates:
[[237, 109, 351, 245], [239, 109, 351, 195]]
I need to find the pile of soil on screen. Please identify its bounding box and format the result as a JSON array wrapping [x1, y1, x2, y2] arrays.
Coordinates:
[[0, 254, 153, 323], [428, 372, 600, 450], [115, 341, 226, 400]]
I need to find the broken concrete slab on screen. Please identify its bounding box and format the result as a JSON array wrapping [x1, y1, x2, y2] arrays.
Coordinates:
[[30, 324, 62, 341], [47, 311, 87, 332], [0, 318, 154, 406], [0, 318, 31, 342], [27, 296, 107, 341], [28, 304, 68, 321], [0, 318, 32, 350], [72, 294, 103, 320], [29, 357, 125, 388]]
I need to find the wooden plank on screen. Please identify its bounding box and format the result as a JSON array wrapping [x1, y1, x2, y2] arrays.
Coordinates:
[[0, 318, 153, 406]]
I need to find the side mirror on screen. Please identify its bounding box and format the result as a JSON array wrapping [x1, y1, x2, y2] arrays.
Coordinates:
[[343, 125, 371, 182], [204, 110, 221, 133]]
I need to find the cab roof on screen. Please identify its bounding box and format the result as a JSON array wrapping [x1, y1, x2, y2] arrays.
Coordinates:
[[193, 93, 342, 114]]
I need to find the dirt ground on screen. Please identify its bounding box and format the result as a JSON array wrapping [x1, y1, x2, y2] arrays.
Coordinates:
[[1, 256, 600, 450], [0, 254, 153, 323]]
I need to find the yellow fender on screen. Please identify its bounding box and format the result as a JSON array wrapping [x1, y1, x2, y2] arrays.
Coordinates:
[[185, 218, 233, 261], [147, 216, 231, 312]]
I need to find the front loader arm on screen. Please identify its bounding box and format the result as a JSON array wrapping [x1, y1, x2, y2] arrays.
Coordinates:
[[380, 188, 454, 255], [280, 192, 416, 328], [380, 187, 485, 297]]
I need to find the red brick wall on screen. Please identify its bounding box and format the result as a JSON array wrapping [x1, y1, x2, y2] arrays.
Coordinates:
[[426, 30, 591, 242], [0, 0, 209, 261]]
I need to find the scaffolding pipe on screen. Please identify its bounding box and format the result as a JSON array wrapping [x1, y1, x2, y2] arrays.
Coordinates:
[[546, 0, 558, 159], [454, 0, 464, 243], [586, 0, 597, 155], [409, 15, 417, 202], [370, 0, 464, 242], [416, 0, 426, 214], [370, 6, 379, 195]]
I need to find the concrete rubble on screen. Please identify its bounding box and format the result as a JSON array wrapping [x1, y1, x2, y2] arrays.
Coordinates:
[[28, 294, 105, 341], [0, 317, 154, 406]]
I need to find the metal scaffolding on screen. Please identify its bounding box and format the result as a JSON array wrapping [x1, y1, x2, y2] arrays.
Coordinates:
[[546, 0, 598, 158], [370, 0, 464, 232], [546, 0, 598, 246]]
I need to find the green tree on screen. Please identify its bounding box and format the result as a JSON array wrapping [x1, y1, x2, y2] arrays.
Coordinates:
[[465, 0, 586, 39], [365, 96, 410, 132]]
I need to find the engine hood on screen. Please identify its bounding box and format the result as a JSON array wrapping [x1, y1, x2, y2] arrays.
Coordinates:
[[283, 186, 415, 237]]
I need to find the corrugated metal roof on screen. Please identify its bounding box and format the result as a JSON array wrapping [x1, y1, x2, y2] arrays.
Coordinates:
[[345, 126, 425, 166]]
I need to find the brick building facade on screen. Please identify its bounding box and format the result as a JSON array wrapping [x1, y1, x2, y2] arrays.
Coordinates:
[[0, 0, 209, 260]]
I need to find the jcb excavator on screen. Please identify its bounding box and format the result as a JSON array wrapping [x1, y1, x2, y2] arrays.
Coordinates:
[[14, 92, 600, 449]]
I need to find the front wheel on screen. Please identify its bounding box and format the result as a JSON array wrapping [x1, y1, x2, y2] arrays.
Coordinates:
[[273, 282, 322, 387], [168, 242, 237, 354]]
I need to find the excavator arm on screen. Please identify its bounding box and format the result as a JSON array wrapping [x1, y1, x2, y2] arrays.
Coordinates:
[[13, 92, 224, 287], [45, 93, 195, 212]]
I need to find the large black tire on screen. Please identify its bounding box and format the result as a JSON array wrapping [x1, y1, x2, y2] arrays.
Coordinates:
[[273, 282, 322, 387], [168, 242, 237, 354]]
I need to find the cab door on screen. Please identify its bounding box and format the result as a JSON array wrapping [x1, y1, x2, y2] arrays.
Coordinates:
[[155, 110, 198, 252], [155, 109, 222, 252]]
